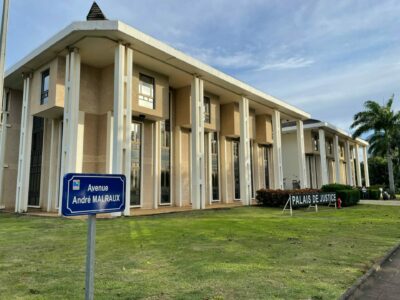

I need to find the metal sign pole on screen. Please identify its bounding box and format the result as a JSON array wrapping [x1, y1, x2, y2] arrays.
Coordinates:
[[85, 214, 96, 300]]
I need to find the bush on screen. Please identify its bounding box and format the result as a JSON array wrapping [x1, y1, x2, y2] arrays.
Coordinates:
[[336, 189, 360, 207], [321, 184, 353, 192], [256, 189, 320, 208], [368, 189, 380, 200]]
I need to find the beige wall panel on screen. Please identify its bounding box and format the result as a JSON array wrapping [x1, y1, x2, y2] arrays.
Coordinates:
[[175, 86, 191, 127], [220, 103, 239, 137], [132, 65, 169, 120], [83, 113, 99, 173], [99, 65, 114, 114], [255, 115, 273, 145], [96, 113, 108, 173], [304, 130, 313, 153], [55, 57, 66, 107], [30, 58, 59, 115], [2, 89, 23, 209], [180, 129, 191, 206], [249, 109, 256, 140], [79, 64, 101, 115], [141, 121, 155, 209], [281, 132, 300, 189]]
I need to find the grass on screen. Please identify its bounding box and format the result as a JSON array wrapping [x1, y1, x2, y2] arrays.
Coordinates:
[[1, 205, 400, 299]]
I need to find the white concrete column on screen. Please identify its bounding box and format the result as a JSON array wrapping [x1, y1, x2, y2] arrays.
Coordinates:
[[190, 76, 205, 209], [355, 144, 362, 187], [106, 111, 113, 173], [296, 120, 307, 188], [113, 43, 125, 175], [15, 74, 33, 213], [0, 89, 9, 206], [272, 110, 283, 189], [239, 97, 251, 205], [123, 47, 133, 216], [207, 132, 213, 205], [318, 129, 328, 186], [153, 121, 160, 209], [58, 48, 82, 214], [333, 135, 340, 183], [253, 141, 260, 191], [344, 140, 353, 186], [220, 135, 228, 203], [363, 146, 370, 187]]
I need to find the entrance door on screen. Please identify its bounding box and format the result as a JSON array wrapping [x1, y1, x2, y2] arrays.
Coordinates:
[[233, 140, 240, 200], [28, 117, 44, 207], [131, 122, 142, 206]]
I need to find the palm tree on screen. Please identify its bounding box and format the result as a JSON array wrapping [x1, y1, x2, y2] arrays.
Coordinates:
[[351, 95, 400, 195]]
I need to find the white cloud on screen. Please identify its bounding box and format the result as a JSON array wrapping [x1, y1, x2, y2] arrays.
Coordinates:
[[257, 57, 315, 71]]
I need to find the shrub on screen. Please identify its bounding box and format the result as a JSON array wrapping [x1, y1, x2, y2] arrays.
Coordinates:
[[368, 189, 380, 200], [321, 183, 353, 192], [336, 189, 360, 207], [256, 189, 320, 208]]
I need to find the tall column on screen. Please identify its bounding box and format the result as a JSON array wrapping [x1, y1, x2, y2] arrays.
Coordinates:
[[272, 110, 283, 189], [207, 132, 213, 205], [355, 144, 362, 186], [220, 135, 228, 203], [344, 140, 353, 186], [174, 126, 182, 207], [152, 121, 160, 209], [113, 43, 125, 175], [0, 89, 9, 206], [46, 119, 61, 212], [318, 129, 328, 186], [333, 135, 340, 183], [363, 146, 370, 187], [190, 76, 205, 209], [123, 46, 133, 216], [58, 48, 82, 214], [239, 97, 251, 205], [15, 74, 33, 213], [296, 120, 307, 188]]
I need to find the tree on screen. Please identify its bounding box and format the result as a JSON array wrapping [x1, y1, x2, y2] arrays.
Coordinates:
[[351, 95, 400, 195]]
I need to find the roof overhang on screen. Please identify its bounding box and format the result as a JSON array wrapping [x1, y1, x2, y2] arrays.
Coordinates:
[[282, 121, 369, 146], [5, 20, 310, 120]]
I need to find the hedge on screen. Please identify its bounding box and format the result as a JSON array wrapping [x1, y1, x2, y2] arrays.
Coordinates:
[[368, 189, 380, 200], [255, 189, 320, 208], [336, 189, 360, 206], [321, 183, 353, 192]]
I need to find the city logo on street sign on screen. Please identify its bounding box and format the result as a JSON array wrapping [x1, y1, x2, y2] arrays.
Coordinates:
[[62, 173, 126, 216]]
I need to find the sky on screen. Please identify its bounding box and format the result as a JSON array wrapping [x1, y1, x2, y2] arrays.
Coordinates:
[[4, 0, 400, 132]]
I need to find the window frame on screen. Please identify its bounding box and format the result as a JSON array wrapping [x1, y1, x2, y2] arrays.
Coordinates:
[[138, 73, 155, 109], [40, 69, 50, 105]]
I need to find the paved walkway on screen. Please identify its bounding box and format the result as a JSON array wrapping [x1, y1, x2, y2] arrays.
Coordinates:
[[360, 200, 400, 206], [349, 246, 400, 300]]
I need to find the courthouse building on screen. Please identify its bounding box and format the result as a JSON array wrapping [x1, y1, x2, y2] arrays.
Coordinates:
[[281, 119, 370, 189], [0, 4, 318, 215]]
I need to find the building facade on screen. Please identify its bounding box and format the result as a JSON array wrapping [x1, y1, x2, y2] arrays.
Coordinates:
[[0, 18, 314, 215], [282, 119, 370, 189]]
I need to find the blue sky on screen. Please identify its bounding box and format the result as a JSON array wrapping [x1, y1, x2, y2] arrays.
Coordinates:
[[5, 0, 400, 131]]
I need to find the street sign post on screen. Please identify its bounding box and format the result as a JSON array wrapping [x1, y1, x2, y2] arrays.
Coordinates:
[[62, 173, 126, 300]]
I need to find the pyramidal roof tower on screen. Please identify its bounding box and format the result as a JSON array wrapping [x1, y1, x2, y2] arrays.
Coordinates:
[[86, 1, 107, 21]]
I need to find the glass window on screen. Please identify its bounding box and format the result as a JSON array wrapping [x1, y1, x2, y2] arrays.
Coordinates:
[[138, 74, 155, 109], [263, 146, 270, 189], [131, 122, 142, 206], [233, 140, 240, 199], [40, 69, 50, 105], [313, 134, 319, 151], [204, 96, 211, 123], [160, 120, 171, 204], [211, 132, 219, 201]]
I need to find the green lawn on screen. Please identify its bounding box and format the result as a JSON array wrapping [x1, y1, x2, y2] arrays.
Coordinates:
[[1, 206, 400, 299]]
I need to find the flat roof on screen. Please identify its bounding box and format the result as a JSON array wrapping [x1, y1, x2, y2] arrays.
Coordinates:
[[282, 119, 369, 146], [5, 20, 310, 120]]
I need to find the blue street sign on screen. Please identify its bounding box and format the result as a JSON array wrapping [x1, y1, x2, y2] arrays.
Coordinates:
[[62, 173, 126, 216]]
